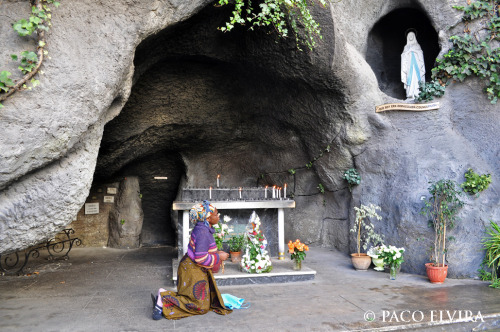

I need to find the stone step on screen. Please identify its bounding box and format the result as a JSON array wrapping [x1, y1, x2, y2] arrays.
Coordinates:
[[172, 257, 316, 286]]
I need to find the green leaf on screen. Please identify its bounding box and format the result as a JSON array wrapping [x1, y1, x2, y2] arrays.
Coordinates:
[[0, 71, 14, 86]]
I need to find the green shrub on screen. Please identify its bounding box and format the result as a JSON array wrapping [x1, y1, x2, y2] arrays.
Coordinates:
[[228, 234, 245, 252], [481, 220, 500, 288], [462, 168, 491, 196], [343, 168, 361, 192], [416, 80, 446, 102]]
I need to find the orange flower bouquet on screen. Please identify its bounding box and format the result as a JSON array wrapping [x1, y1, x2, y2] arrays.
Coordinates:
[[288, 239, 309, 270]]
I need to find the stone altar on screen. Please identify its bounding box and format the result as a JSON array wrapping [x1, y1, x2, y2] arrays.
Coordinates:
[[172, 189, 295, 260]]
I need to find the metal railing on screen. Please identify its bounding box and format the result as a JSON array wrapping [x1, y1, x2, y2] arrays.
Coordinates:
[[0, 228, 81, 275]]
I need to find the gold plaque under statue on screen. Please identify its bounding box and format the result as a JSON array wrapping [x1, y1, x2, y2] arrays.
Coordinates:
[[375, 102, 439, 113]]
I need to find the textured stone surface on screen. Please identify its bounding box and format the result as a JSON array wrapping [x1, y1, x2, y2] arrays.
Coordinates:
[[0, 0, 498, 279], [108, 177, 144, 248], [0, 0, 211, 253]]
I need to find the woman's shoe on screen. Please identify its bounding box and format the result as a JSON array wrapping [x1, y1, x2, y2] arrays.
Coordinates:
[[151, 294, 163, 320]]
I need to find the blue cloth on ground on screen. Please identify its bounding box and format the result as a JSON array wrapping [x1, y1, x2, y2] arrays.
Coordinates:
[[221, 293, 250, 309]]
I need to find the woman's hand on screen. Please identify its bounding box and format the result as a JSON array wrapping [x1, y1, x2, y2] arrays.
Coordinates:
[[218, 251, 229, 261]]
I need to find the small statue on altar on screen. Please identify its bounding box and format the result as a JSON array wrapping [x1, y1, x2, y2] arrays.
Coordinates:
[[240, 211, 273, 273], [401, 29, 426, 100]]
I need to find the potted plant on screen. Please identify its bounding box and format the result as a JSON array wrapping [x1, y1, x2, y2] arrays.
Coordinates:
[[481, 220, 500, 288], [420, 179, 464, 283], [478, 220, 500, 288], [228, 234, 245, 263], [350, 204, 384, 271]]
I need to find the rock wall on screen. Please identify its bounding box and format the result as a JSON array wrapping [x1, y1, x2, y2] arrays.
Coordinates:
[[0, 0, 212, 253], [108, 176, 143, 248], [1, 0, 498, 278]]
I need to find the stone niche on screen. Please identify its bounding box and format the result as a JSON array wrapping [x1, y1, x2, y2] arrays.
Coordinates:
[[365, 6, 440, 99]]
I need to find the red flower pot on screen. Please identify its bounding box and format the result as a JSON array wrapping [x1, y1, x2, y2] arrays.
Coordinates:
[[425, 263, 448, 284]]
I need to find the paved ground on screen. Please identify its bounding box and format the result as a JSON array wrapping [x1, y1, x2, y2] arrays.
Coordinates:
[[1, 246, 500, 332]]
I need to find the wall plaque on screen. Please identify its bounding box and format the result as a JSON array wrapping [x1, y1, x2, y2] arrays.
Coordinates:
[[85, 203, 99, 215], [375, 102, 440, 113], [107, 187, 117, 194], [103, 196, 114, 203]]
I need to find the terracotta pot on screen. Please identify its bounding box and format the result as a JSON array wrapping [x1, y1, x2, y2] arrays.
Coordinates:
[[230, 251, 242, 263], [425, 263, 448, 284], [351, 253, 372, 271]]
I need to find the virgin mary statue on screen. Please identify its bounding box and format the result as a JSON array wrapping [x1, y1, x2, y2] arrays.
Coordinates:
[[401, 30, 425, 100]]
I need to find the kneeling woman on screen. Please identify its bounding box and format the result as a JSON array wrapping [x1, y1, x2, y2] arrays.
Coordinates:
[[153, 200, 232, 320]]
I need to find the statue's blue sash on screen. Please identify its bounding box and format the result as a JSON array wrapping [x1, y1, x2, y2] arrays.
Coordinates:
[[407, 51, 421, 86]]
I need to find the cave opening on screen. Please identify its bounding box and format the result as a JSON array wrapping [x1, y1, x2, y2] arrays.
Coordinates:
[[88, 3, 340, 248], [79, 1, 346, 250], [366, 7, 440, 99]]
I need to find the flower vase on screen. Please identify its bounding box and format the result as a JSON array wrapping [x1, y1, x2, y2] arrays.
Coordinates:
[[389, 264, 397, 280], [293, 259, 302, 271], [372, 257, 385, 271]]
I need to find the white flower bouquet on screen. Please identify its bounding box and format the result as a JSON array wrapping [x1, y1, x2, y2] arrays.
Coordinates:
[[240, 212, 272, 273], [212, 215, 233, 250], [378, 244, 405, 268]]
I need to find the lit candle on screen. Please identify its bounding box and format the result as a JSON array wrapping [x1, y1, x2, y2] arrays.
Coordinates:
[[272, 186, 276, 199], [284, 183, 287, 198], [239, 187, 242, 199], [265, 185, 268, 199], [209, 186, 212, 200], [278, 187, 281, 199], [217, 174, 220, 188]]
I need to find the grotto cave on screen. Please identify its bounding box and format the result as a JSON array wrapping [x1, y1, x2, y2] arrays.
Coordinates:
[[1, 0, 499, 280]]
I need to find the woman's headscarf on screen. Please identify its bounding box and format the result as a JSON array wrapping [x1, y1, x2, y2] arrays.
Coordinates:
[[189, 200, 216, 226]]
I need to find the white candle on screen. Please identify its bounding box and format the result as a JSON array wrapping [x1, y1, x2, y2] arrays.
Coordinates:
[[265, 186, 268, 199], [273, 186, 276, 199], [239, 187, 242, 199], [278, 187, 281, 199], [284, 183, 287, 198], [217, 174, 220, 188], [209, 186, 212, 200]]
